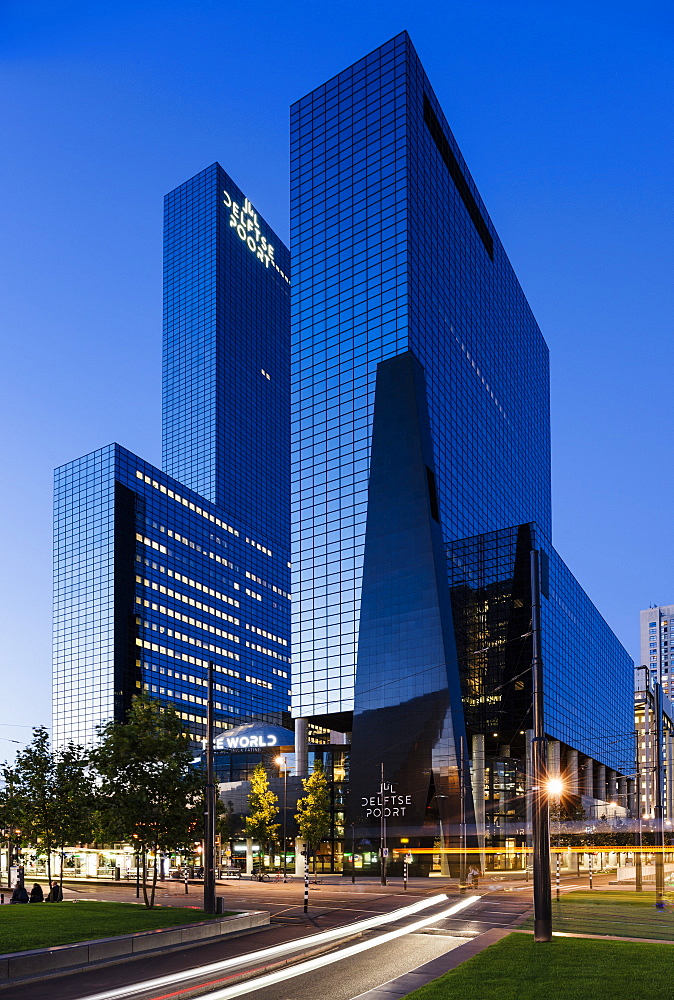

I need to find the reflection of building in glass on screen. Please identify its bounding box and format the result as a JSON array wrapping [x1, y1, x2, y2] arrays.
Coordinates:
[[53, 164, 290, 747], [290, 32, 635, 872], [449, 523, 634, 858], [640, 605, 674, 700], [195, 721, 347, 874]]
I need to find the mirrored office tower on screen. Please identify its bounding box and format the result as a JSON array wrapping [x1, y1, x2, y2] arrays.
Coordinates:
[[291, 33, 550, 728], [290, 34, 632, 856], [54, 165, 290, 746]]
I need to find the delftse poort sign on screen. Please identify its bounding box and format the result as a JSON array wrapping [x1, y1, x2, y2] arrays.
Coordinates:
[[222, 189, 289, 283], [362, 781, 412, 820]]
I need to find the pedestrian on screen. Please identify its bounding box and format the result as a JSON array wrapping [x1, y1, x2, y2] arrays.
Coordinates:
[[46, 881, 63, 902], [29, 883, 44, 903], [468, 864, 480, 889], [10, 884, 29, 904]]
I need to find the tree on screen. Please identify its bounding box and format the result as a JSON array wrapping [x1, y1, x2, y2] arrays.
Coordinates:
[[12, 728, 92, 892], [245, 763, 278, 870], [0, 764, 25, 888], [216, 798, 240, 866], [91, 695, 203, 908], [52, 743, 94, 896], [295, 759, 331, 878]]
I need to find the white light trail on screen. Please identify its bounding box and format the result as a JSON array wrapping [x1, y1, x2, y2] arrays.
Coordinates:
[[185, 895, 480, 1000], [75, 893, 453, 1000]]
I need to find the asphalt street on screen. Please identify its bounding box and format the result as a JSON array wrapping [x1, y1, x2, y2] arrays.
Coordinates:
[[8, 874, 604, 1000], [179, 929, 469, 1000]]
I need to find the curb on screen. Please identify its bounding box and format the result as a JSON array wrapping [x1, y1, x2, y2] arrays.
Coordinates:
[[0, 910, 269, 988], [513, 928, 674, 944]]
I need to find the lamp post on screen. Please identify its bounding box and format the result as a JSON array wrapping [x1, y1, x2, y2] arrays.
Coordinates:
[[203, 660, 216, 914], [635, 771, 643, 892], [547, 777, 564, 899], [654, 683, 665, 905], [380, 763, 387, 886], [275, 755, 288, 881], [531, 548, 552, 943]]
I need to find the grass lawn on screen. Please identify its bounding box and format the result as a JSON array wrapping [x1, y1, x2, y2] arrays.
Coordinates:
[[520, 890, 674, 940], [0, 900, 227, 954], [401, 934, 674, 1000]]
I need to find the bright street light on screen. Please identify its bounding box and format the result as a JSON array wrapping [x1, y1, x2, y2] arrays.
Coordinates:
[[546, 777, 564, 797]]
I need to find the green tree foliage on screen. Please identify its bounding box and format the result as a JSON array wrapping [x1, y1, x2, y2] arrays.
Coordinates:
[[0, 764, 24, 887], [90, 695, 203, 908], [295, 759, 331, 877], [52, 743, 94, 895], [245, 763, 279, 870], [11, 728, 92, 892]]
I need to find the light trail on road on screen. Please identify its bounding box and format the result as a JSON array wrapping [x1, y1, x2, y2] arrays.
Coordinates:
[[74, 893, 456, 1000], [165, 895, 480, 1000]]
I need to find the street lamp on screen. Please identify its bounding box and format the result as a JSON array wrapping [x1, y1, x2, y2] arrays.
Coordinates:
[[546, 777, 564, 898], [530, 548, 552, 943], [546, 777, 563, 798], [275, 755, 289, 881]]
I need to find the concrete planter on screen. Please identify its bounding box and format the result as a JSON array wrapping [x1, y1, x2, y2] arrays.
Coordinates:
[[0, 908, 269, 986]]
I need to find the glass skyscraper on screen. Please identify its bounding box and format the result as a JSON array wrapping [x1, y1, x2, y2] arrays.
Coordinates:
[[291, 32, 550, 725], [53, 164, 290, 747], [289, 33, 634, 857], [163, 164, 290, 547]]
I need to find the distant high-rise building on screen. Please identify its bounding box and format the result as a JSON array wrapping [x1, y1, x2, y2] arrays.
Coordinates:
[[640, 605, 674, 698], [53, 165, 290, 747]]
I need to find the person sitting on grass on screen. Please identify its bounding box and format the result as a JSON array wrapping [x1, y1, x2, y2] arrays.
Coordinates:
[[46, 881, 63, 902], [10, 884, 29, 904], [29, 883, 44, 903]]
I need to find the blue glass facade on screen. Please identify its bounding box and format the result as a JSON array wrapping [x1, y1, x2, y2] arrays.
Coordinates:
[[291, 34, 634, 860], [291, 32, 551, 722], [54, 445, 290, 747], [163, 163, 290, 547], [448, 524, 634, 776], [54, 164, 290, 746]]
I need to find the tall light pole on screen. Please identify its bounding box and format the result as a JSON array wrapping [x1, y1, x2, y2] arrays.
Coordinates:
[[531, 548, 552, 942], [654, 683, 665, 905], [275, 755, 288, 881], [547, 777, 564, 899], [380, 763, 387, 886], [204, 660, 216, 914], [635, 770, 643, 892]]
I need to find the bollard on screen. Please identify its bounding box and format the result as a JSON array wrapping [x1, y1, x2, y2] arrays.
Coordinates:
[[184, 876, 189, 895], [1, 893, 3, 905], [403, 861, 408, 891], [303, 871, 309, 914], [589, 854, 593, 890], [556, 854, 560, 899]]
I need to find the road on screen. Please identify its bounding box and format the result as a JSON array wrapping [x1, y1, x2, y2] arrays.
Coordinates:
[[13, 876, 540, 1000]]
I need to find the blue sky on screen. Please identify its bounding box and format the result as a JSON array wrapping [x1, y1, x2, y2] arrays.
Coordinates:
[[1, 0, 672, 755]]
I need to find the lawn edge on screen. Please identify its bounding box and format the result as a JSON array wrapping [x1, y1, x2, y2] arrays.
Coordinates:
[[0, 909, 269, 988]]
